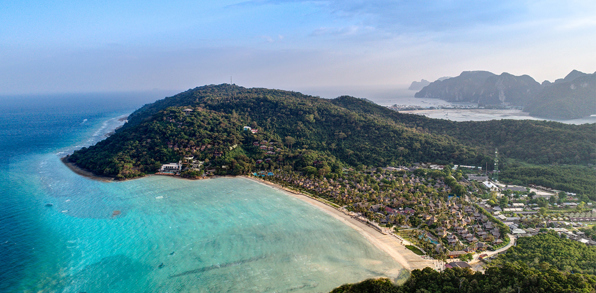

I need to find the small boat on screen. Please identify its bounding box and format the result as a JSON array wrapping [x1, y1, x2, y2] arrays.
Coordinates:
[[45, 203, 53, 207]]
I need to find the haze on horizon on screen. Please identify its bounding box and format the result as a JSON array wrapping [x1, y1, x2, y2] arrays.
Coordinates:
[[1, 0, 595, 99]]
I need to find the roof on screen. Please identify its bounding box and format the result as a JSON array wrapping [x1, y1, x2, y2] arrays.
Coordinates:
[[483, 181, 498, 189], [446, 262, 472, 269], [512, 229, 526, 234], [504, 186, 526, 192]]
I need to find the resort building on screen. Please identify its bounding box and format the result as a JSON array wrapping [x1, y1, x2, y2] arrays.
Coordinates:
[[160, 162, 181, 173]]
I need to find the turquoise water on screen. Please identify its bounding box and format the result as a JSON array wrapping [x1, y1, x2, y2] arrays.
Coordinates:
[[0, 94, 402, 292]]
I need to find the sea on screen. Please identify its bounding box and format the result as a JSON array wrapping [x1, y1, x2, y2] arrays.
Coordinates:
[[0, 92, 403, 292], [2, 89, 592, 293]]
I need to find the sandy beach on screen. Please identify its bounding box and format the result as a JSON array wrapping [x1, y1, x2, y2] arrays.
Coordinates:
[[243, 176, 437, 272], [61, 156, 115, 182]]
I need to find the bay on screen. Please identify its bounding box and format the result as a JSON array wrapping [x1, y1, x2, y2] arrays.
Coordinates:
[[0, 93, 402, 292]]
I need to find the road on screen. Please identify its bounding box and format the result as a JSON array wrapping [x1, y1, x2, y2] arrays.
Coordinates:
[[468, 233, 516, 266]]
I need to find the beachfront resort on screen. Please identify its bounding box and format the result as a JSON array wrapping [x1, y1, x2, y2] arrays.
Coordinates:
[[152, 132, 595, 270]]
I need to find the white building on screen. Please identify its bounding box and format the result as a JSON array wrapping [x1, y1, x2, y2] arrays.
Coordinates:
[[482, 181, 499, 191], [160, 162, 181, 172], [191, 160, 204, 170]]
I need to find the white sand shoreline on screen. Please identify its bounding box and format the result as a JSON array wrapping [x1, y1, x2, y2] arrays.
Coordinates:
[[242, 176, 437, 273]]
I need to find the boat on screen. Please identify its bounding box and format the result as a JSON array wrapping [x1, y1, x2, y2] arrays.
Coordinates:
[[45, 203, 53, 207]]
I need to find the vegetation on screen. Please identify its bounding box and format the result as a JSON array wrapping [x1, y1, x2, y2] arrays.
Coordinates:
[[580, 226, 596, 242], [499, 164, 596, 200], [69, 85, 595, 181], [525, 72, 596, 119], [492, 231, 596, 275], [405, 245, 424, 256], [332, 230, 596, 292], [331, 264, 596, 293], [265, 166, 508, 259]]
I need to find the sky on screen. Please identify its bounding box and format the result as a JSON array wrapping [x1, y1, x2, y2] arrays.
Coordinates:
[[1, 0, 595, 98]]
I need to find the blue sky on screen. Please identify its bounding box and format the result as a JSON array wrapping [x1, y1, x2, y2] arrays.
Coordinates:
[[1, 0, 595, 97]]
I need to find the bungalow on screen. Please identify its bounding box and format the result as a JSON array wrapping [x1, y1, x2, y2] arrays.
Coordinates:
[[190, 160, 203, 170], [446, 261, 472, 269], [436, 227, 447, 237], [504, 208, 524, 212], [447, 235, 458, 246], [448, 251, 466, 258], [512, 229, 526, 235]]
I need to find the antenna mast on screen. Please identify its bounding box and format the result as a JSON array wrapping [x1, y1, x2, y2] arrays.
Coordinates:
[[494, 148, 499, 182]]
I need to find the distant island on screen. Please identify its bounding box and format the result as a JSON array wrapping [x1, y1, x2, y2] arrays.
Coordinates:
[[413, 70, 596, 119], [407, 79, 430, 91]]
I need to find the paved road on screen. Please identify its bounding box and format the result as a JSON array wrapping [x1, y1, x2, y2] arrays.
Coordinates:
[[469, 233, 516, 265]]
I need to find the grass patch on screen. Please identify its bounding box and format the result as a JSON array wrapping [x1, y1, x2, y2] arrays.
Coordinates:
[[406, 245, 424, 255]]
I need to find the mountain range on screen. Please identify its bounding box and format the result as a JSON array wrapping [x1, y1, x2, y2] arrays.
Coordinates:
[[414, 70, 596, 119]]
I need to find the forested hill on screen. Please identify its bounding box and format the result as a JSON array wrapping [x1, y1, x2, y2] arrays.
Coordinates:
[[69, 84, 595, 181]]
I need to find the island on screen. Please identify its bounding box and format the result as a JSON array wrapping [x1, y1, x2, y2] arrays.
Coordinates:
[[414, 70, 596, 119], [63, 84, 596, 291]]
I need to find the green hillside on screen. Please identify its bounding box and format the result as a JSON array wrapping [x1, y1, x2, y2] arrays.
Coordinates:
[[68, 84, 596, 182], [332, 231, 596, 292]]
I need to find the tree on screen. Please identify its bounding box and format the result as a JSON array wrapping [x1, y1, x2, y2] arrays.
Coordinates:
[[284, 136, 295, 149], [539, 207, 547, 217], [499, 196, 509, 209], [577, 201, 586, 211], [558, 191, 567, 202], [549, 195, 556, 205]]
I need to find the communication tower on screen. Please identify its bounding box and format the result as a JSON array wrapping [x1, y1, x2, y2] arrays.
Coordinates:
[[494, 148, 499, 182]]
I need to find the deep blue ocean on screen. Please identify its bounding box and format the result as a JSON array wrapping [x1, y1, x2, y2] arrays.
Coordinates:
[[0, 93, 403, 292]]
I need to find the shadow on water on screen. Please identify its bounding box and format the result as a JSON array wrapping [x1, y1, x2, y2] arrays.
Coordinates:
[[169, 255, 266, 278], [65, 255, 152, 292]]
